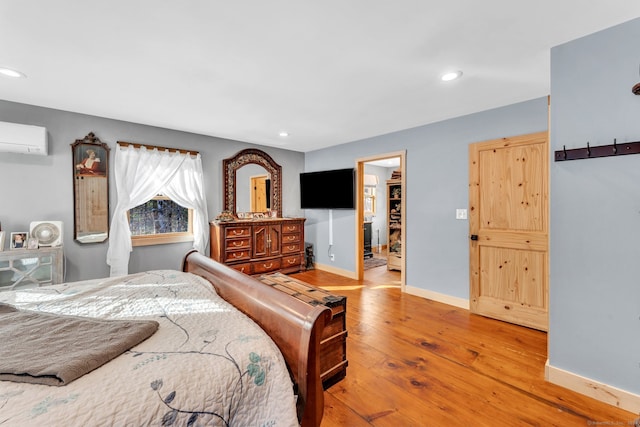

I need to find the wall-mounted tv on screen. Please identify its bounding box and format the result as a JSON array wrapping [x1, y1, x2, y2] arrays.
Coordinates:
[[300, 168, 355, 209]]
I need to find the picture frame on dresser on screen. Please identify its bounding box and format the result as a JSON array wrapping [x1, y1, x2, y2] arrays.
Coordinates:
[[27, 237, 39, 250], [10, 232, 28, 250]]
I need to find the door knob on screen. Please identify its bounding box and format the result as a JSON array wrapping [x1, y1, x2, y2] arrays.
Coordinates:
[[470, 234, 479, 241]]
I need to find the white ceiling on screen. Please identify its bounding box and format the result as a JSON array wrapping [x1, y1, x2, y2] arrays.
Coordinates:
[[1, 2, 639, 153]]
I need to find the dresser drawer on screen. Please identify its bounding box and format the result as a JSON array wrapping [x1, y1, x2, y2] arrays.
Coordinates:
[[230, 262, 252, 274], [281, 254, 302, 269], [283, 223, 302, 233], [225, 237, 251, 250], [224, 249, 251, 262], [282, 242, 301, 254], [282, 233, 301, 244], [252, 258, 282, 274], [224, 226, 251, 238]]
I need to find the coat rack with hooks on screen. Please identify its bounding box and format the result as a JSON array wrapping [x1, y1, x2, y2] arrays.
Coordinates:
[[554, 139, 640, 162]]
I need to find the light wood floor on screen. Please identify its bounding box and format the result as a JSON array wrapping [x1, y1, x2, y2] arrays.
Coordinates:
[[291, 262, 637, 427]]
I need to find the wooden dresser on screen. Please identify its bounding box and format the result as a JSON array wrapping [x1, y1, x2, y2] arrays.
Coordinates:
[[209, 218, 306, 275], [258, 272, 347, 389]]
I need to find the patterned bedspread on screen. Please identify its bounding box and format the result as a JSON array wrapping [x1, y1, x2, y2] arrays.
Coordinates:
[[0, 270, 299, 426]]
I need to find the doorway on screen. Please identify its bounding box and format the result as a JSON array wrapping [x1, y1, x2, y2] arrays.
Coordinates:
[[356, 151, 406, 290]]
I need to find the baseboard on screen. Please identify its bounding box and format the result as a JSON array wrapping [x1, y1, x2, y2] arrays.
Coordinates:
[[405, 285, 470, 310], [545, 360, 640, 414], [313, 263, 358, 279]]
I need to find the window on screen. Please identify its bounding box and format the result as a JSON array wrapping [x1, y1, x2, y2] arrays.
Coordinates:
[[129, 195, 193, 247]]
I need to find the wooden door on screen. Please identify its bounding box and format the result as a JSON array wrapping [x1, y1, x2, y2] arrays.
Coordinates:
[[253, 224, 281, 258], [250, 176, 268, 212], [268, 224, 281, 256], [469, 131, 549, 331]]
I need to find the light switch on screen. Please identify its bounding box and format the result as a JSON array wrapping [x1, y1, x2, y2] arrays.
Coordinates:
[[456, 209, 467, 220]]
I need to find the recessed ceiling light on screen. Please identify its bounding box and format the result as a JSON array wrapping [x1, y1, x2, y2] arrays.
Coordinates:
[[0, 67, 26, 78], [279, 131, 289, 137], [441, 71, 462, 82]]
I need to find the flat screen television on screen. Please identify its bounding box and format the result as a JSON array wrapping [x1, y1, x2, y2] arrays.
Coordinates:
[[300, 168, 356, 209]]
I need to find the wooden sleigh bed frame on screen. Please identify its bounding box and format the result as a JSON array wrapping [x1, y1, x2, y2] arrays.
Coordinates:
[[182, 250, 331, 427]]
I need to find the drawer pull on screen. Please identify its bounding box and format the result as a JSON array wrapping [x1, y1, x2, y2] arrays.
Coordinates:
[[232, 241, 243, 247], [287, 259, 296, 264], [232, 252, 244, 258], [263, 262, 273, 269], [288, 245, 296, 250], [286, 236, 296, 241], [232, 229, 245, 236]]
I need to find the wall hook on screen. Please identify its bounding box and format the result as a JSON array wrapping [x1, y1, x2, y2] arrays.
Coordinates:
[[555, 139, 640, 161]]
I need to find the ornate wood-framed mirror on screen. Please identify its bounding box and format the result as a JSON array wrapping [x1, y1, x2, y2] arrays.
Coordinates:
[[71, 132, 110, 243], [223, 148, 282, 217]]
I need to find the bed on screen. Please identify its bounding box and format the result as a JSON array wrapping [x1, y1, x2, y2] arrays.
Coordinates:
[[0, 250, 331, 426]]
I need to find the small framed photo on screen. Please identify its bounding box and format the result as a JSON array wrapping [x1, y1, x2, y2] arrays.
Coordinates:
[[10, 232, 28, 250], [0, 231, 5, 251], [27, 237, 39, 250]]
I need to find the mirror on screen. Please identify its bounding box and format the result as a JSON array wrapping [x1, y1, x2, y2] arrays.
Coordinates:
[[235, 163, 270, 213], [223, 148, 282, 217], [71, 132, 110, 243]]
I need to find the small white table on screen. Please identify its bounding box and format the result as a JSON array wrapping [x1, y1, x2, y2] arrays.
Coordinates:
[[0, 246, 64, 291]]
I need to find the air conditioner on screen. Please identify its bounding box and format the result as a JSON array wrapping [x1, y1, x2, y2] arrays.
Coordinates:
[[0, 121, 48, 155]]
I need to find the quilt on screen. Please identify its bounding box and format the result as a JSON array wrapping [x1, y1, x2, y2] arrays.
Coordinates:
[[0, 270, 299, 426]]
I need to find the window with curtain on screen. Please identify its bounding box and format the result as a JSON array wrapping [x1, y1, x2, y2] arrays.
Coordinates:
[[106, 144, 209, 277], [129, 195, 193, 246]]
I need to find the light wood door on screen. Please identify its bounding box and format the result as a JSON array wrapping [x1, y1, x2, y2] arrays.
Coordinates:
[[469, 131, 549, 331], [250, 175, 268, 212]]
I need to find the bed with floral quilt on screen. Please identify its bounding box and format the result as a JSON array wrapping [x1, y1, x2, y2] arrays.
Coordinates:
[[0, 251, 331, 426]]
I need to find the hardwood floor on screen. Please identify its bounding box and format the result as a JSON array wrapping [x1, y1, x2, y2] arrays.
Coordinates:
[[291, 264, 637, 427]]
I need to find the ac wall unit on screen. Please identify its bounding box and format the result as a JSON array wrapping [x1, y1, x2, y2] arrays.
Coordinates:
[[0, 121, 48, 155]]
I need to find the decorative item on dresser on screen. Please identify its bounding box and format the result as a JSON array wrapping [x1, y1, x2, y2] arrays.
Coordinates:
[[210, 218, 307, 275], [387, 172, 402, 271], [257, 272, 348, 389]]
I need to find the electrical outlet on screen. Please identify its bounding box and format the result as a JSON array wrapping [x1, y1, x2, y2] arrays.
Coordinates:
[[330, 254, 335, 261], [456, 209, 467, 220]]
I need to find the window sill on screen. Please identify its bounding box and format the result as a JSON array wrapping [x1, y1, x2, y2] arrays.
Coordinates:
[[131, 234, 194, 247]]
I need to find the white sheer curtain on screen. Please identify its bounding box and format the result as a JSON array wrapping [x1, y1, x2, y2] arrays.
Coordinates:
[[106, 145, 209, 277]]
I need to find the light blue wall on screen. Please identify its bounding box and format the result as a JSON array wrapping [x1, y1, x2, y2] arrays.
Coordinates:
[[549, 18, 640, 394], [305, 97, 548, 297], [0, 100, 305, 282]]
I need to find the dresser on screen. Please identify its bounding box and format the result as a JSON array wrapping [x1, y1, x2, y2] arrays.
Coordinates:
[[0, 247, 64, 291], [210, 218, 306, 275]]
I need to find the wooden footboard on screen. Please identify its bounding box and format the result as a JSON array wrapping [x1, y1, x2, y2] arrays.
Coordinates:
[[183, 250, 330, 427]]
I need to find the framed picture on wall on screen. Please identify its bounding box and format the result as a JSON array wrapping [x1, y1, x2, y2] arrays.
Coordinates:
[[73, 140, 107, 176], [10, 232, 28, 250]]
